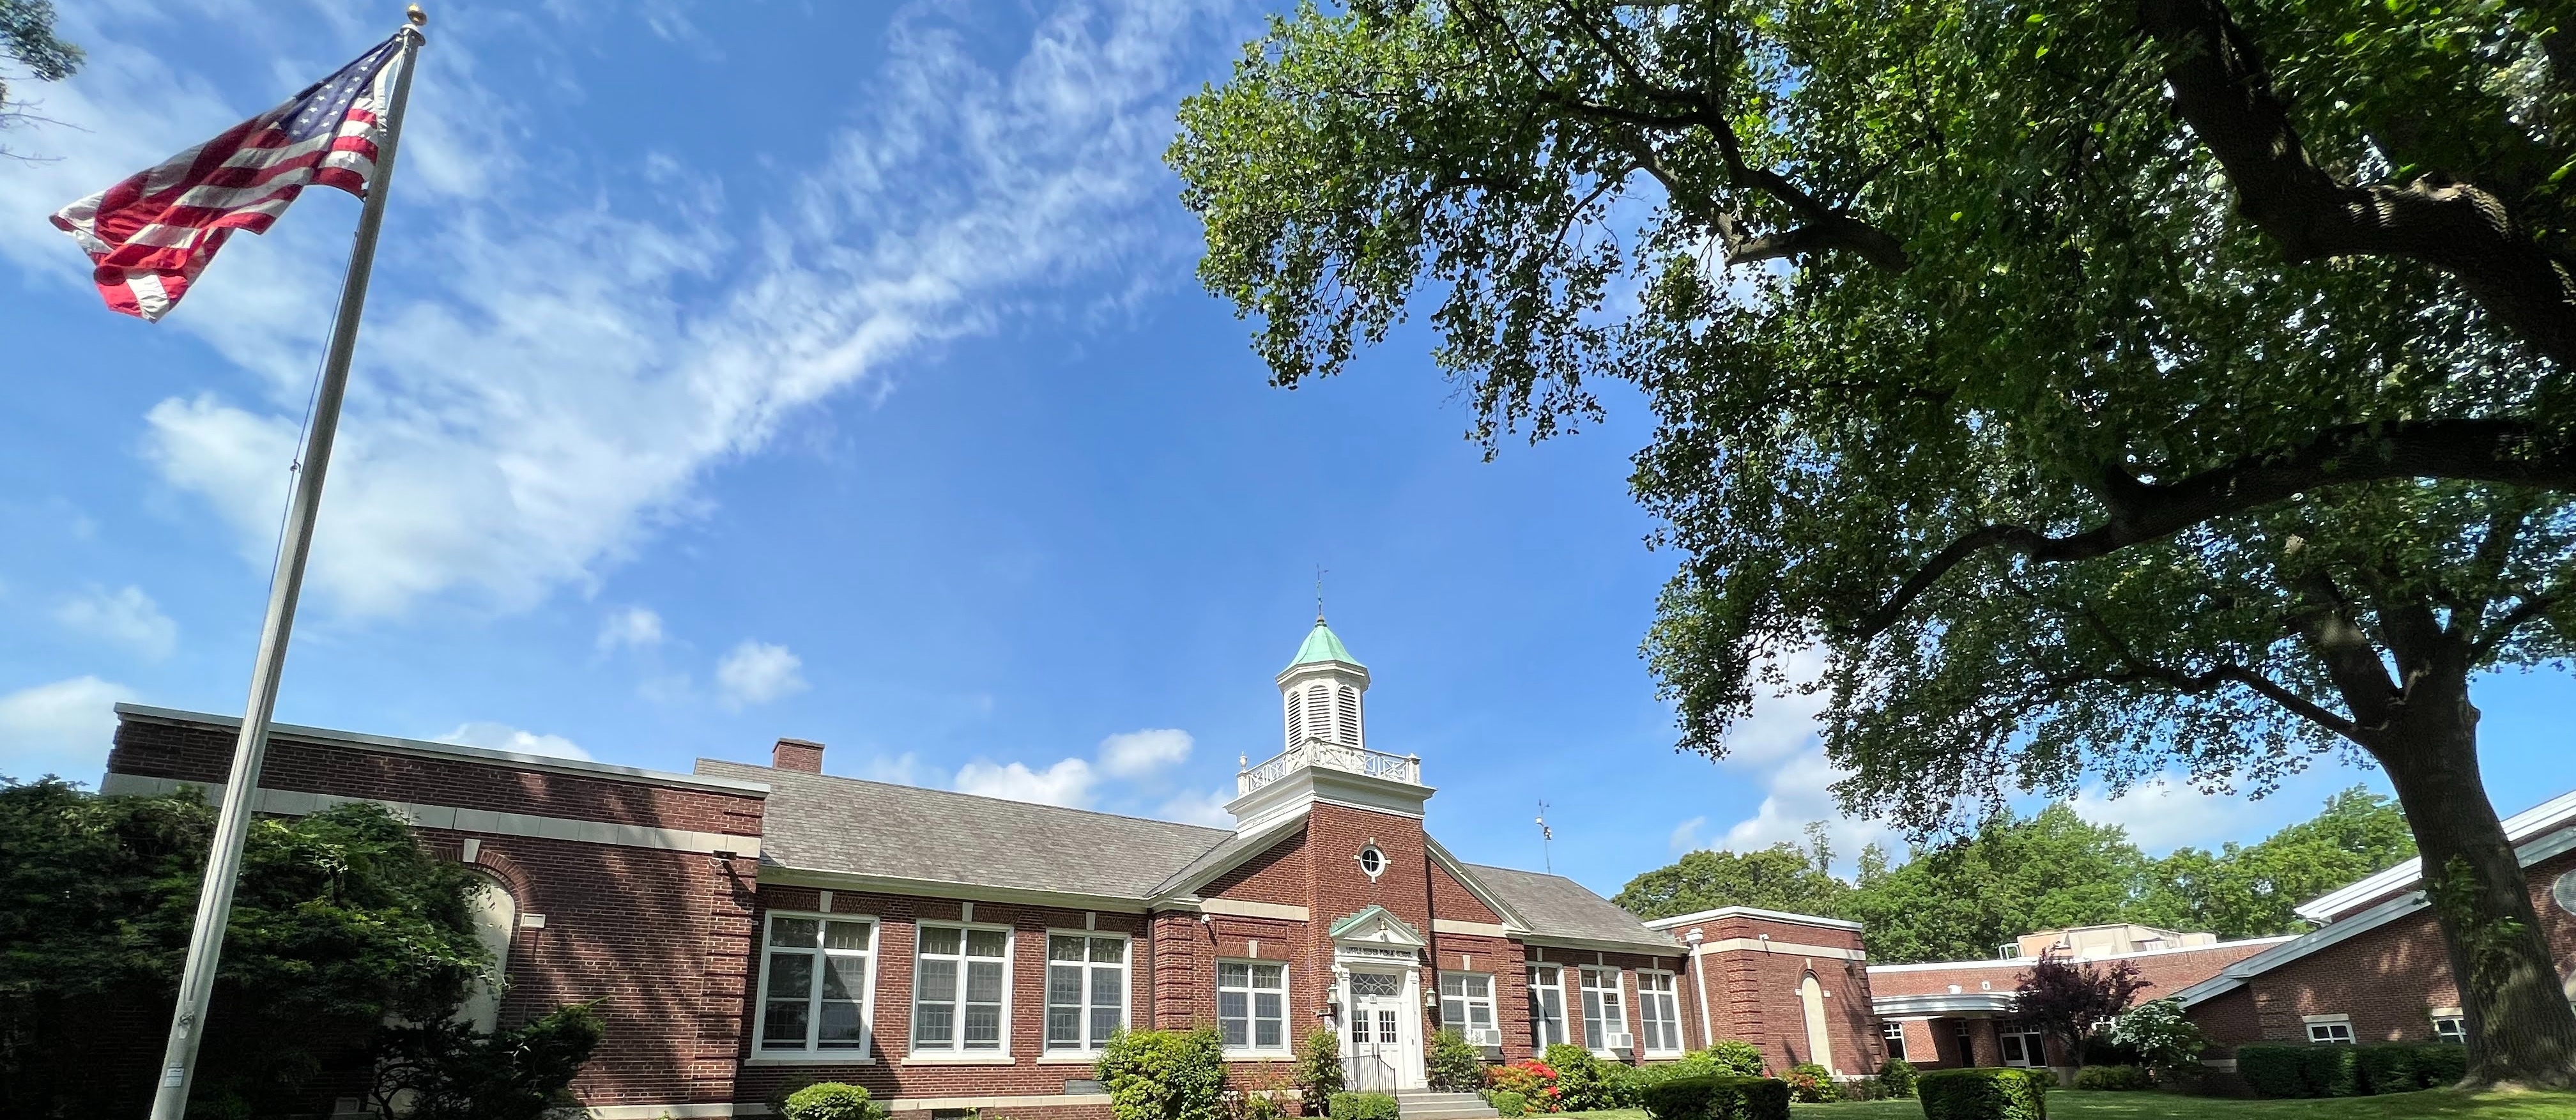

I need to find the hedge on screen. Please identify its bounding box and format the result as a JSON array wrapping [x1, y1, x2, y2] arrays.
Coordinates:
[[2303, 1045, 2362, 1097], [2071, 1065, 2149, 1091], [1329, 1092, 1400, 1120], [1918, 1068, 2048, 1120], [1490, 1090, 1528, 1118], [779, 1084, 879, 1120], [1636, 1073, 1790, 1120], [2239, 1042, 2471, 1098], [2237, 1045, 2312, 1098]]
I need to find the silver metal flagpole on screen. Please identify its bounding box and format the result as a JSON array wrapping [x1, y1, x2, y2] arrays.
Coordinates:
[[147, 10, 428, 1119]]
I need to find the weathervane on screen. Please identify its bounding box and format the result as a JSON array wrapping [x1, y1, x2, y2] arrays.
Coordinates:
[[1315, 564, 1328, 622], [1537, 801, 1555, 874]]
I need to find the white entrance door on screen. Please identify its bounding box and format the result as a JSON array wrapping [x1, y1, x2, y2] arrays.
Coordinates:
[[1345, 969, 1420, 1091]]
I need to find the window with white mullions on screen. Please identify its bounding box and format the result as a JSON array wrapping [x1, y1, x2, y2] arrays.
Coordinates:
[[1636, 970, 1683, 1054], [1579, 967, 1625, 1051], [1526, 964, 1567, 1050], [914, 924, 1010, 1053], [1882, 1020, 1908, 1062], [2306, 1017, 2356, 1045], [756, 912, 876, 1055], [1045, 933, 1128, 1052], [2434, 1016, 2466, 1044], [1439, 972, 1496, 1044], [1219, 960, 1289, 1052]]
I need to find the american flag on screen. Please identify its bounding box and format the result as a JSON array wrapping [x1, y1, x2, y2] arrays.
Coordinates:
[[50, 34, 406, 322]]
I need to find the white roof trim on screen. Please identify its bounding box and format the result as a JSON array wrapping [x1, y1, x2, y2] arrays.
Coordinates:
[[1643, 905, 1864, 933], [2177, 823, 2576, 1008], [1864, 935, 2297, 976], [115, 703, 769, 797], [1424, 838, 1535, 936], [1872, 992, 2020, 1016], [2294, 788, 2576, 923]]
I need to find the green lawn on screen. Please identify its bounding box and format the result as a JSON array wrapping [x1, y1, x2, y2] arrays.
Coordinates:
[[1563, 1089, 2576, 1119]]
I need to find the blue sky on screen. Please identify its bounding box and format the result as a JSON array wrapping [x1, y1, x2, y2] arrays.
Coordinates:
[[1, 0, 2567, 902]]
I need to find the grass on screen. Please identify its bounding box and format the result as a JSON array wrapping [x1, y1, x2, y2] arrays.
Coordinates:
[[1560, 1087, 2576, 1119]]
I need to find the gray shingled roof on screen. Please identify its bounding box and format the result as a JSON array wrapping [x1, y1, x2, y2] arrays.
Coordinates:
[[698, 760, 1232, 899], [1464, 863, 1680, 951]]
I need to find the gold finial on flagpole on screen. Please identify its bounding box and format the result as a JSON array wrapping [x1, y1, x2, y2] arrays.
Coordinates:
[[407, 4, 427, 26]]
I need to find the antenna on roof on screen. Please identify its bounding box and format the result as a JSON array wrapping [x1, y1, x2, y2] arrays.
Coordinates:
[[1537, 800, 1554, 874], [1315, 564, 1328, 622]]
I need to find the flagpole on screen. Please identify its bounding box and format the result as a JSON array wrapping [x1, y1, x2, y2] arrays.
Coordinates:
[[147, 10, 427, 1118]]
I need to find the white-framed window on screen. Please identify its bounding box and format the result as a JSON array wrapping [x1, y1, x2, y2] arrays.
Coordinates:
[[913, 924, 1011, 1054], [1439, 972, 1497, 1045], [1527, 965, 1567, 1050], [1579, 967, 1627, 1052], [1045, 932, 1128, 1053], [1636, 970, 1683, 1055], [1218, 960, 1289, 1053], [1883, 1020, 1909, 1062], [1358, 845, 1386, 878], [2306, 1015, 2356, 1045], [1998, 1020, 2045, 1067], [2432, 1015, 2466, 1044], [755, 911, 877, 1057]]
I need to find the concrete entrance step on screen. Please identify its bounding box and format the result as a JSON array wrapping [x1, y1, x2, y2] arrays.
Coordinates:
[[1393, 1091, 1498, 1119]]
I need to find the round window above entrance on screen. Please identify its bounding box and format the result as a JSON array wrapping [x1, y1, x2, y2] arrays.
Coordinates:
[[1358, 844, 1386, 878]]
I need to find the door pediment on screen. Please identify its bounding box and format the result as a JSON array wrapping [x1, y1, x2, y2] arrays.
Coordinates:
[[1328, 904, 1427, 950]]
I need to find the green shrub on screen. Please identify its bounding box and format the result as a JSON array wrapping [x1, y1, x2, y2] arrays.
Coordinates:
[[1490, 1091, 1528, 1118], [1427, 1028, 1486, 1093], [1098, 1028, 1227, 1120], [1918, 1068, 2048, 1120], [2236, 1044, 2312, 1098], [1701, 1041, 1768, 1077], [2301, 1045, 2361, 1098], [1600, 1059, 1647, 1108], [1877, 1057, 1917, 1098], [781, 1083, 880, 1120], [1487, 1060, 1560, 1112], [2354, 1045, 2416, 1095], [1245, 1094, 1289, 1120], [1781, 1062, 1835, 1104], [1542, 1044, 1616, 1111], [1637, 1073, 1790, 1120], [2071, 1065, 2149, 1091], [1293, 1027, 1346, 1116], [2412, 1043, 2469, 1087], [1327, 1092, 1399, 1120]]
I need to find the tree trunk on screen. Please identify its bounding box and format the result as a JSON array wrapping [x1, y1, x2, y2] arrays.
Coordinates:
[[2372, 673, 2576, 1088]]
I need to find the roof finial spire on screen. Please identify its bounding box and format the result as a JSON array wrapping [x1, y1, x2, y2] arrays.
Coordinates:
[[1314, 564, 1328, 624]]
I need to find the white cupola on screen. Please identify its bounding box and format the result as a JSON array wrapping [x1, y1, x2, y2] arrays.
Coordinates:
[[1278, 613, 1368, 751], [1229, 614, 1427, 833]]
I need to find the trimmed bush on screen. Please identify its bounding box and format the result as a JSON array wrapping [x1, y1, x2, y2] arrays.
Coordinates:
[[2354, 1045, 2416, 1095], [1490, 1091, 1528, 1119], [2236, 1044, 2311, 1098], [1098, 1028, 1228, 1120], [2301, 1045, 2361, 1098], [1328, 1092, 1399, 1120], [2071, 1065, 2149, 1091], [780, 1084, 880, 1120], [1877, 1057, 1917, 1098], [1637, 1073, 1790, 1120], [1427, 1029, 1485, 1093], [1781, 1063, 1835, 1104], [2413, 1043, 2469, 1087], [1918, 1068, 2048, 1120], [1542, 1045, 1616, 1111], [1702, 1041, 1768, 1077]]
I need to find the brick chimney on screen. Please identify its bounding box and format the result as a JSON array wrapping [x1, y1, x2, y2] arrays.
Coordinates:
[[772, 738, 825, 773]]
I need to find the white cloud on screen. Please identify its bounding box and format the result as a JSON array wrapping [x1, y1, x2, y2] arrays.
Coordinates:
[[861, 751, 925, 786], [716, 640, 807, 710], [0, 2, 1237, 619], [1098, 727, 1193, 778], [1703, 647, 1903, 870], [955, 757, 1097, 808], [53, 585, 178, 661], [1158, 788, 1235, 827], [0, 676, 131, 785], [596, 606, 666, 652], [437, 721, 591, 762], [1668, 815, 1707, 855]]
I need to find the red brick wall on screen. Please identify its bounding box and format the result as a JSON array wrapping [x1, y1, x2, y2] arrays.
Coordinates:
[[1673, 914, 1878, 1075], [1206, 831, 1310, 908], [1429, 862, 1501, 924]]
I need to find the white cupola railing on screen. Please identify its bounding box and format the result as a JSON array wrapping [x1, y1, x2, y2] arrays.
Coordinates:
[[1237, 739, 1422, 795]]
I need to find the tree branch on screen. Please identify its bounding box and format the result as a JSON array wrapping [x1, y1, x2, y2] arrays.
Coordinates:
[[2136, 0, 2576, 367], [1845, 418, 2576, 639]]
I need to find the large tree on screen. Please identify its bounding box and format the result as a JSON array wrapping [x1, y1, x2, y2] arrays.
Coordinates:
[[1171, 0, 2576, 1085], [0, 0, 80, 153], [2137, 786, 2417, 938], [1614, 825, 1853, 919]]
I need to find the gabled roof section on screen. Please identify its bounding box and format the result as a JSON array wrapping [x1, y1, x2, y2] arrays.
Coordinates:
[[698, 758, 1230, 900], [1425, 838, 1531, 932], [1150, 809, 1308, 899], [1465, 862, 1681, 953], [2294, 788, 2576, 924], [1330, 904, 1427, 945]]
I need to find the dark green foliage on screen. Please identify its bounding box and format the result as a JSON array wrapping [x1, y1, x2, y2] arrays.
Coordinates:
[[2414, 1042, 2471, 1087], [1876, 1058, 1916, 1098], [1917, 1069, 2048, 1120], [1698, 1041, 1767, 1078], [2301, 1045, 2362, 1098], [0, 780, 490, 1118], [1542, 1043, 1616, 1110], [1781, 1062, 1835, 1103], [1327, 1092, 1399, 1120], [1614, 828, 1851, 920], [1096, 1028, 1227, 1120], [778, 1082, 881, 1120], [1427, 1027, 1485, 1092], [2354, 1045, 2417, 1095], [1637, 1074, 1789, 1120], [2237, 1045, 2314, 1098], [1489, 1090, 1528, 1118], [2070, 1065, 2149, 1091], [2135, 790, 2416, 939], [365, 1002, 606, 1119], [1293, 1027, 1346, 1116], [0, 0, 80, 117]]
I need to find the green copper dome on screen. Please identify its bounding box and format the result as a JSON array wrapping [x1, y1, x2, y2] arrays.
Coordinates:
[[1289, 618, 1363, 668]]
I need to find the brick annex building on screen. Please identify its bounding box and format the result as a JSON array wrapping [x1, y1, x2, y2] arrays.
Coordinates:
[[97, 619, 1883, 1118]]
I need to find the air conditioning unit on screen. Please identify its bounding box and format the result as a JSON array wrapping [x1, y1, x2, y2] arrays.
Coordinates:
[[1464, 1027, 1504, 1048], [1605, 1031, 1636, 1054]]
